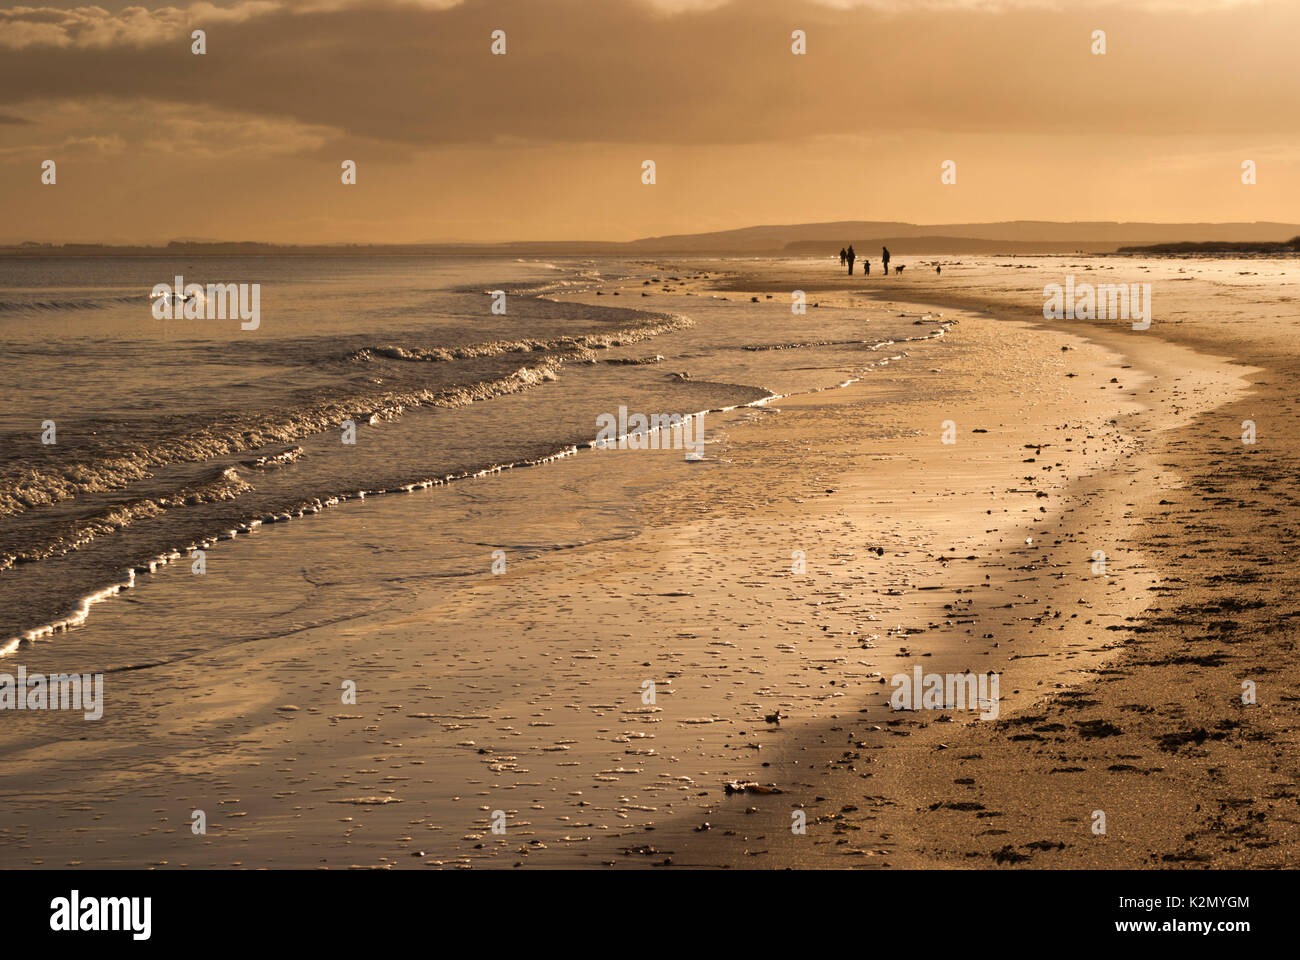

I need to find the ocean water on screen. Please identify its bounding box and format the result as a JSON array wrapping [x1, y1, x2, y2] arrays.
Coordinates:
[[0, 254, 940, 658]]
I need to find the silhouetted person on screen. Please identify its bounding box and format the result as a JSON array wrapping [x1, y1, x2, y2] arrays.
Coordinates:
[[864, 260, 870, 276], [881, 246, 891, 275], [839, 248, 847, 266], [847, 244, 856, 275], [936, 264, 941, 275]]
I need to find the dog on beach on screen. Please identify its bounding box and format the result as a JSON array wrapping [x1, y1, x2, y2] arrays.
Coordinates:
[[895, 265, 905, 275]]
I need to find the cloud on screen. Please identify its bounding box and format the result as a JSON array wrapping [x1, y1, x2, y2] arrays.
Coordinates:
[[0, 98, 339, 159], [0, 0, 1275, 52], [0, 0, 1295, 150], [0, 2, 281, 49], [0, 131, 126, 159]]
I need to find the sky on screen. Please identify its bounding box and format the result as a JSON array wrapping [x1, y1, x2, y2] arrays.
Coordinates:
[[1, 0, 1297, 244]]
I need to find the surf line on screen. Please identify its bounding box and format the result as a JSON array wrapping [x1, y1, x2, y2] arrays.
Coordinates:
[[4, 303, 953, 656]]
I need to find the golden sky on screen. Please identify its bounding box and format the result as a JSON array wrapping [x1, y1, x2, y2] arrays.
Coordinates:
[[2, 0, 1297, 244]]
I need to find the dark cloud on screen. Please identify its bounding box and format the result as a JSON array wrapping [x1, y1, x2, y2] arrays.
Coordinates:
[[0, 0, 1295, 150]]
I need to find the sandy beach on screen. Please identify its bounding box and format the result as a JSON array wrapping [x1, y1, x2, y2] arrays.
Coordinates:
[[796, 258, 1300, 868], [3, 255, 1294, 869]]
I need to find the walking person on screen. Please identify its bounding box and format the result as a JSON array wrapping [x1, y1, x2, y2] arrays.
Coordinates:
[[881, 245, 891, 276], [847, 244, 856, 276]]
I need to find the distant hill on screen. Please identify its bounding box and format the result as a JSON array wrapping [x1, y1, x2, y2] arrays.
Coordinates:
[[1117, 237, 1300, 255], [5, 222, 1300, 257], [632, 220, 1300, 253], [782, 237, 1121, 255]]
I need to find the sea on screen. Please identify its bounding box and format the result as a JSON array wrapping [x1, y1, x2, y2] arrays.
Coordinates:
[[0, 253, 935, 667]]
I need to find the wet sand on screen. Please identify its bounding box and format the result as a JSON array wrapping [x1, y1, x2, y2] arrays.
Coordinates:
[[706, 257, 1298, 868], [1, 256, 1291, 869]]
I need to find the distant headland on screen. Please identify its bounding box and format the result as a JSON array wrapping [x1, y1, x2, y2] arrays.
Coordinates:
[[5, 221, 1300, 258]]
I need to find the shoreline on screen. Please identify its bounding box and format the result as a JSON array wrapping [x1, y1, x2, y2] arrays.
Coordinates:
[[1, 311, 958, 660], [702, 260, 1294, 867], [565, 264, 1256, 868], [0, 257, 1288, 868]]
